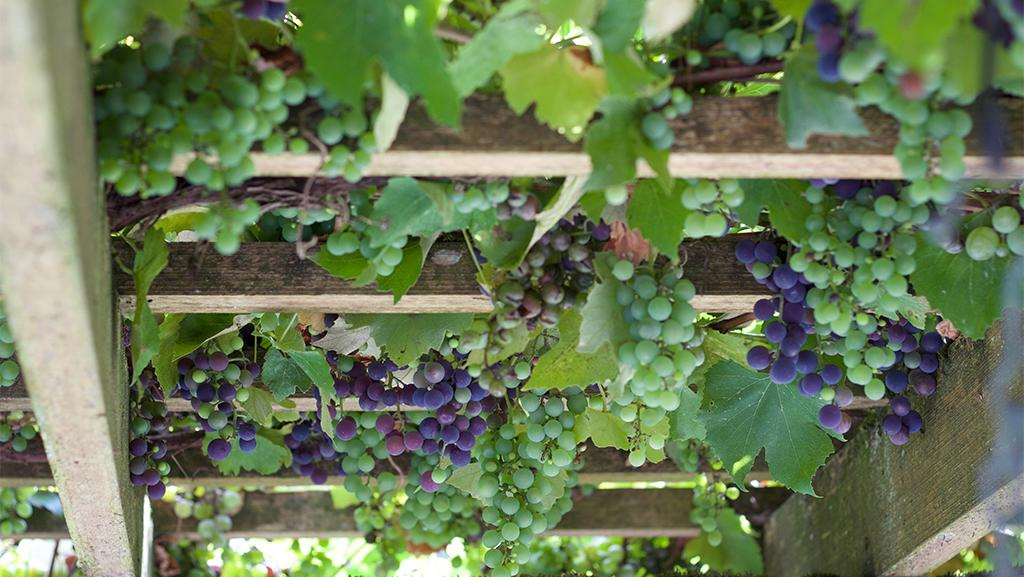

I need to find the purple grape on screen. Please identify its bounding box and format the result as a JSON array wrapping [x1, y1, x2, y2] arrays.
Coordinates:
[[237, 422, 257, 441], [385, 433, 406, 456], [799, 373, 824, 396], [469, 416, 487, 436], [178, 358, 194, 375], [130, 456, 148, 475], [263, 0, 287, 19], [129, 438, 149, 457], [821, 364, 842, 385], [912, 372, 936, 396], [335, 380, 352, 397], [404, 430, 424, 451], [453, 369, 471, 388], [903, 410, 923, 433], [319, 440, 336, 459], [795, 350, 819, 374], [335, 416, 357, 440], [890, 396, 911, 416], [422, 439, 440, 455], [194, 353, 210, 370], [884, 370, 909, 393], [815, 25, 842, 54], [310, 468, 328, 485], [239, 437, 258, 452], [805, 0, 839, 32], [735, 239, 757, 264], [420, 471, 440, 493], [901, 338, 919, 353], [152, 442, 167, 460], [284, 433, 301, 449], [423, 362, 446, 385], [779, 336, 804, 358], [292, 422, 311, 441], [454, 415, 470, 431], [424, 388, 445, 409], [834, 386, 854, 407], [241, 0, 267, 19], [218, 383, 237, 402], [469, 383, 488, 401], [889, 426, 910, 445], [455, 431, 476, 451], [209, 352, 229, 372], [450, 448, 472, 467], [465, 401, 483, 417], [770, 357, 798, 384], [747, 346, 772, 370], [919, 332, 943, 353], [375, 414, 395, 434], [765, 321, 787, 343], [420, 417, 440, 439], [888, 324, 907, 343], [381, 389, 398, 406], [754, 241, 777, 263], [817, 52, 841, 82], [753, 298, 777, 321], [437, 405, 457, 425], [882, 414, 903, 436], [141, 468, 160, 486], [440, 426, 461, 445], [294, 448, 314, 466], [197, 383, 216, 403], [834, 413, 852, 435], [367, 381, 385, 402], [772, 265, 798, 290], [819, 404, 842, 429], [783, 284, 807, 304], [148, 482, 166, 500], [918, 353, 938, 374], [358, 396, 378, 411]]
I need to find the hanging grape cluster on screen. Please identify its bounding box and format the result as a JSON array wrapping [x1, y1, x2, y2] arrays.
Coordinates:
[[0, 411, 37, 454], [169, 487, 245, 548], [0, 488, 37, 536], [129, 374, 172, 499], [0, 301, 20, 388]]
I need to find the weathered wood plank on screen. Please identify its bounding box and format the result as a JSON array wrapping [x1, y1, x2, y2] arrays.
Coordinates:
[[111, 236, 770, 315], [0, 1, 145, 575], [24, 488, 700, 539], [764, 319, 1024, 577], [169, 96, 1024, 179]]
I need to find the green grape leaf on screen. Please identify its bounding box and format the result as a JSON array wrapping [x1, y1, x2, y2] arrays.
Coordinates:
[[604, 50, 661, 97], [449, 2, 543, 96], [627, 180, 689, 259], [289, 350, 334, 391], [330, 487, 361, 510], [500, 43, 606, 139], [779, 46, 867, 149], [238, 387, 276, 428], [538, 470, 570, 510], [204, 429, 292, 476], [909, 236, 1015, 340], [670, 385, 705, 442], [369, 178, 446, 248], [768, 0, 812, 22], [474, 216, 536, 269], [594, 0, 646, 53], [373, 74, 410, 153], [152, 314, 237, 396], [375, 243, 425, 303], [528, 309, 620, 390], [683, 509, 765, 574], [578, 254, 629, 353], [536, 0, 601, 28], [699, 361, 835, 495], [84, 0, 189, 57], [131, 229, 168, 382], [153, 314, 184, 397], [583, 96, 670, 191], [292, 0, 460, 126], [261, 348, 313, 401], [575, 408, 632, 450], [735, 179, 813, 242], [345, 314, 474, 366], [579, 191, 608, 223], [309, 249, 372, 280], [859, 0, 979, 71], [467, 324, 535, 367], [530, 176, 588, 247], [641, 0, 697, 42], [445, 462, 485, 499]]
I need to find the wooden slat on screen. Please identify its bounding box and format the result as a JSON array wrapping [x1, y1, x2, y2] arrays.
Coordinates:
[[169, 95, 1024, 179], [0, 1, 145, 575], [24, 488, 701, 539], [0, 444, 773, 488], [764, 319, 1024, 577], [112, 236, 770, 315]]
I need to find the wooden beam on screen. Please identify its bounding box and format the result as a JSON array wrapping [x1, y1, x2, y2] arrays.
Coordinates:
[[168, 96, 1024, 179], [111, 236, 770, 315], [764, 319, 1024, 577], [0, 1, 145, 575], [24, 488, 701, 539]]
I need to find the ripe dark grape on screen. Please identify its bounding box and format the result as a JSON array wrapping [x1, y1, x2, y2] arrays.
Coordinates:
[[207, 438, 232, 461]]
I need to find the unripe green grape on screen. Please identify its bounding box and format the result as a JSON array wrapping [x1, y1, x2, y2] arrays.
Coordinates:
[[1007, 228, 1024, 256], [605, 184, 628, 206], [965, 226, 999, 261], [993, 206, 1021, 234]]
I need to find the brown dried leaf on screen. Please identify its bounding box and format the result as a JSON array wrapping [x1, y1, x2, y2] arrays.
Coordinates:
[[936, 319, 960, 340], [604, 221, 650, 264], [297, 312, 327, 334]]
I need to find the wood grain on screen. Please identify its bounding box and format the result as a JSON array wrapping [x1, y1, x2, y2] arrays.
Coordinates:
[[764, 319, 1024, 577], [169, 95, 1024, 179]]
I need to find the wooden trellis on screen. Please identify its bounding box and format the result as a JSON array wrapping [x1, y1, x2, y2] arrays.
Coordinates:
[[1, 2, 1022, 577]]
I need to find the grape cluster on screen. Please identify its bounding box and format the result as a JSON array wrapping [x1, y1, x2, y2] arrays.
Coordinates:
[[611, 258, 705, 412], [680, 178, 745, 238], [0, 301, 20, 388], [0, 411, 37, 454], [169, 487, 244, 548], [191, 199, 262, 255], [639, 87, 694, 153], [241, 0, 288, 20], [129, 374, 172, 499], [683, 0, 796, 66], [95, 32, 376, 200], [690, 473, 742, 548], [474, 387, 586, 576], [962, 199, 1024, 261], [396, 459, 482, 550], [171, 335, 263, 462], [0, 488, 36, 536]]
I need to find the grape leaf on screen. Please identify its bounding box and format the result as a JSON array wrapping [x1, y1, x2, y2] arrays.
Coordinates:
[[369, 178, 445, 248], [768, 0, 812, 22], [594, 0, 646, 52], [330, 487, 361, 510], [779, 46, 867, 149], [313, 321, 372, 355], [530, 176, 588, 248], [153, 314, 237, 395], [578, 254, 629, 353], [376, 243, 425, 302], [131, 228, 168, 382], [153, 315, 185, 396], [605, 51, 661, 97], [446, 462, 485, 499], [683, 509, 765, 574], [449, 2, 543, 96], [309, 249, 372, 280], [735, 179, 813, 242], [641, 0, 697, 42], [474, 216, 536, 269], [500, 43, 607, 139], [373, 74, 410, 153], [204, 429, 292, 476], [238, 387, 276, 428], [289, 350, 334, 389], [627, 180, 689, 259], [699, 361, 835, 496], [536, 0, 601, 28], [670, 385, 705, 442], [292, 0, 460, 126], [84, 0, 188, 57], [859, 0, 979, 71], [527, 309, 620, 390], [345, 314, 474, 366], [262, 349, 313, 401], [583, 96, 670, 191], [467, 324, 534, 367], [575, 409, 632, 451], [909, 236, 1015, 340]]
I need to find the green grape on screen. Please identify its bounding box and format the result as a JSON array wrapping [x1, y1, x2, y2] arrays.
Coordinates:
[[965, 226, 999, 261]]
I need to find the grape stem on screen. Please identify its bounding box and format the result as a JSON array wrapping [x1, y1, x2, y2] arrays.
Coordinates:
[[672, 60, 784, 88]]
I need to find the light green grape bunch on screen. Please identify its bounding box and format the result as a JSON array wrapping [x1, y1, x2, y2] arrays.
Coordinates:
[[0, 488, 37, 536], [690, 472, 742, 548], [680, 179, 745, 238], [680, 0, 796, 67], [0, 300, 20, 388], [610, 257, 705, 414], [0, 411, 38, 453], [168, 487, 244, 548], [963, 201, 1024, 261], [474, 387, 587, 577]]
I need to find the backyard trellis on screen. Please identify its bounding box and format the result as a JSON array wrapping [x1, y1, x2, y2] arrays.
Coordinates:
[[1, 0, 1023, 576]]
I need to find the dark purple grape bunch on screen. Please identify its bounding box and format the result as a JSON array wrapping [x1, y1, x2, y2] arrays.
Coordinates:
[[284, 418, 341, 485], [129, 370, 172, 499], [241, 0, 288, 20], [173, 345, 262, 462], [873, 322, 944, 445], [492, 213, 601, 336], [804, 0, 845, 82]]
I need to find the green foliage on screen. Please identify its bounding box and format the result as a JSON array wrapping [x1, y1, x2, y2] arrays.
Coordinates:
[[735, 179, 815, 242], [583, 96, 670, 191], [292, 0, 461, 126], [130, 228, 168, 383], [577, 254, 629, 353], [575, 408, 632, 450], [627, 180, 689, 259], [527, 309, 619, 390], [474, 216, 536, 269], [449, 2, 544, 96], [699, 361, 836, 496], [859, 0, 980, 71], [684, 509, 765, 574], [594, 0, 646, 52], [779, 47, 868, 148], [346, 313, 474, 365], [84, 0, 188, 57], [203, 429, 292, 475], [261, 348, 314, 401]]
